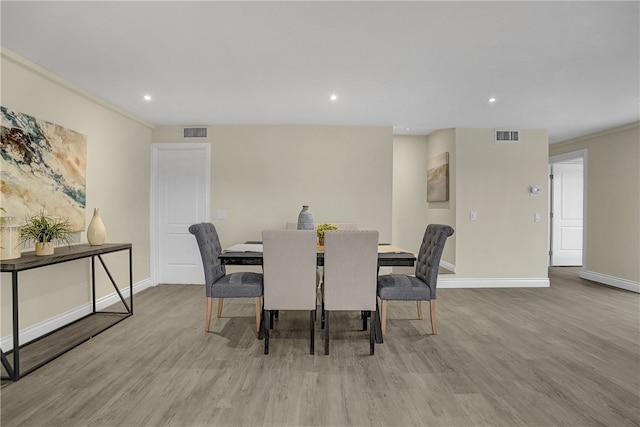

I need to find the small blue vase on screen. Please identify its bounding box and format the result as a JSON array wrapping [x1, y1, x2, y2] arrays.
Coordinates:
[[297, 205, 314, 230]]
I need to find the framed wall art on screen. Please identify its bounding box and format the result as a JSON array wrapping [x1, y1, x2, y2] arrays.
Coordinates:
[[1, 107, 87, 231], [427, 151, 449, 202]]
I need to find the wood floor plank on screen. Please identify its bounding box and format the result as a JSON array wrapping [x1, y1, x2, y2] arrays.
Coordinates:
[[1, 268, 639, 426]]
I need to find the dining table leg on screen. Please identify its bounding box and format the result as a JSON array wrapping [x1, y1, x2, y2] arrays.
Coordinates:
[[263, 309, 270, 353], [258, 301, 265, 340], [373, 300, 384, 344]]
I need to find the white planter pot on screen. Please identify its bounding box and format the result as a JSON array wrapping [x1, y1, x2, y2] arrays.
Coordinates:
[[35, 242, 55, 256]]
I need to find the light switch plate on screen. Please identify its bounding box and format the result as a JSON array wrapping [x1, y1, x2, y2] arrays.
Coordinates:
[[216, 209, 227, 220]]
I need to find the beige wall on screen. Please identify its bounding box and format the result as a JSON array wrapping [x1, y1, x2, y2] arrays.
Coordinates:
[[392, 128, 549, 281], [425, 129, 457, 265], [550, 122, 640, 283], [1, 49, 153, 336], [152, 125, 394, 247], [392, 131, 456, 264], [454, 129, 549, 279]]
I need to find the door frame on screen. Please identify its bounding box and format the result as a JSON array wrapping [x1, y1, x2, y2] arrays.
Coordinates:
[[150, 142, 211, 285], [549, 149, 588, 268]]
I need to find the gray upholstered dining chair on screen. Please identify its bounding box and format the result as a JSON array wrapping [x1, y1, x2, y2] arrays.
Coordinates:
[[322, 230, 379, 355], [262, 230, 318, 355], [377, 224, 454, 336], [188, 222, 263, 333]]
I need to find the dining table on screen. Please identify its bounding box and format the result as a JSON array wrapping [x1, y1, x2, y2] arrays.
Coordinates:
[[218, 242, 416, 344], [219, 242, 416, 267]]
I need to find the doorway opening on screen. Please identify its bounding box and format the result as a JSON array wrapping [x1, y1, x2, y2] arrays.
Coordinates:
[[549, 150, 587, 267]]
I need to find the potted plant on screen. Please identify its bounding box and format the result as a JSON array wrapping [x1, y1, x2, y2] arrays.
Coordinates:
[[20, 209, 73, 256], [316, 223, 339, 246]]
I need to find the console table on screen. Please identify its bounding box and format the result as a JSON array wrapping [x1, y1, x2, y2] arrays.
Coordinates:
[[1, 243, 132, 381]]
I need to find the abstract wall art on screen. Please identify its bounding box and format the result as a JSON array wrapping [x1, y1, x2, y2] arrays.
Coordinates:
[[1, 107, 87, 231], [426, 152, 449, 202]]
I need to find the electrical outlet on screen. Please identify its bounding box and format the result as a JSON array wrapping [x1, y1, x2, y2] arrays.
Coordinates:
[[216, 209, 227, 220], [534, 213, 541, 223], [470, 211, 478, 221]]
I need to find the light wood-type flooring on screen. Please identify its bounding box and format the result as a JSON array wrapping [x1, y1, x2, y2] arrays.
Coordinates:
[[1, 267, 639, 426]]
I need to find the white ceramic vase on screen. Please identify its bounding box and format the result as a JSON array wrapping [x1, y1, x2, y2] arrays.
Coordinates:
[[0, 218, 22, 260], [87, 208, 106, 246]]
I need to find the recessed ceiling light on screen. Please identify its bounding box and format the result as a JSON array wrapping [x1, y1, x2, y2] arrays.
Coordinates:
[[488, 97, 496, 103], [143, 94, 152, 101], [330, 94, 338, 101]]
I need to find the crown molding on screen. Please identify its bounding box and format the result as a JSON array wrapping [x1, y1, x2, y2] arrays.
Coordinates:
[[1, 46, 155, 130]]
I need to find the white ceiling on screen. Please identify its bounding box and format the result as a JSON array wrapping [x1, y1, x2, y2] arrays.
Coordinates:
[[1, 1, 638, 143]]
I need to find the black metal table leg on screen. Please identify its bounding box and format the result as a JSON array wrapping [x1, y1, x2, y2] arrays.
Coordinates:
[[12, 271, 19, 380], [258, 300, 265, 340], [310, 310, 315, 355], [264, 310, 270, 354], [1, 351, 14, 380], [370, 310, 376, 355], [374, 299, 384, 344], [128, 247, 133, 315], [324, 310, 330, 355]]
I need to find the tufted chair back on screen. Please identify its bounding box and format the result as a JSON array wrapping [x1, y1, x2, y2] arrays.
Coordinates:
[[188, 223, 227, 295], [414, 224, 455, 299]]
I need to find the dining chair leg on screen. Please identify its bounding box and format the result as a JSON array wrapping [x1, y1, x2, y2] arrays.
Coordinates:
[[369, 310, 375, 355], [380, 299, 388, 336], [321, 298, 325, 329], [417, 301, 423, 320], [255, 297, 261, 333], [205, 297, 213, 332], [309, 310, 315, 355], [430, 299, 437, 335], [217, 298, 224, 318], [264, 310, 270, 354], [324, 310, 330, 355], [270, 311, 275, 329]]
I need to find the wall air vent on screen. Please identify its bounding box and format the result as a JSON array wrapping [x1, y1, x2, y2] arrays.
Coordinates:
[[183, 127, 208, 139], [495, 129, 520, 143]]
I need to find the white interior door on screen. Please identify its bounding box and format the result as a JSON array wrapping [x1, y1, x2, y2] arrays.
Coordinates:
[[153, 143, 210, 284], [551, 160, 583, 266]]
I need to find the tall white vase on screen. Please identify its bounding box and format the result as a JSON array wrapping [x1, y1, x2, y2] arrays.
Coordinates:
[[0, 218, 22, 260], [87, 208, 106, 245]]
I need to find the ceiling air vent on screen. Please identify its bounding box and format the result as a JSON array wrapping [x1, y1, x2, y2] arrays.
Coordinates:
[[495, 129, 520, 143], [183, 127, 208, 139]]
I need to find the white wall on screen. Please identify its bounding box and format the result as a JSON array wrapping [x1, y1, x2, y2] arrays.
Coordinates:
[[1, 48, 153, 338]]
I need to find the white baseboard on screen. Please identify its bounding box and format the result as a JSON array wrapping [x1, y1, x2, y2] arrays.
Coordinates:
[[440, 260, 456, 273], [1, 277, 153, 351], [438, 277, 550, 288], [580, 270, 640, 293]]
